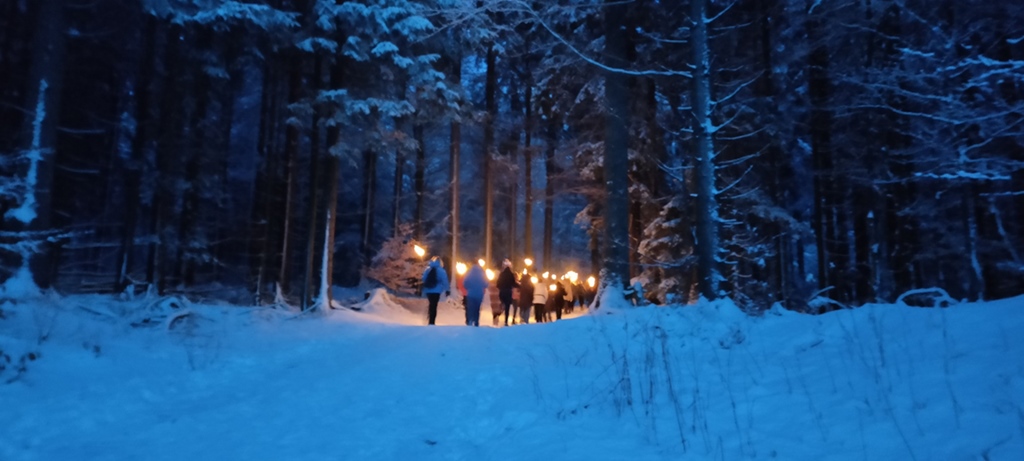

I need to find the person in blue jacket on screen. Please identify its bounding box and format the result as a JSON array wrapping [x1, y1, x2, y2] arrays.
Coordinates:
[[462, 264, 489, 326], [421, 256, 450, 325]]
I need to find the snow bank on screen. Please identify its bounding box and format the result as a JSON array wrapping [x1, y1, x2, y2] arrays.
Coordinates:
[[1, 293, 1022, 460]]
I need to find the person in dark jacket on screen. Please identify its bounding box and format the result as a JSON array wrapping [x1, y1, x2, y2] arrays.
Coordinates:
[[572, 282, 586, 310], [421, 257, 450, 325], [496, 259, 520, 326], [518, 273, 535, 324], [551, 280, 566, 320]]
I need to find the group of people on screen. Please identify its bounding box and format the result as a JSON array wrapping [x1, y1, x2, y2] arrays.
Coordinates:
[[419, 256, 594, 327]]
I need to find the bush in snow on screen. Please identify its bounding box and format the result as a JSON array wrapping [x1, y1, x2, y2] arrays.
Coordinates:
[[365, 224, 428, 295]]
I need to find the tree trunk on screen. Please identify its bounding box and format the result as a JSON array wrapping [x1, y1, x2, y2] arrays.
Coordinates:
[[603, 0, 632, 289], [543, 111, 556, 271], [449, 56, 462, 290], [318, 49, 345, 309], [278, 52, 303, 297], [362, 148, 377, 257], [414, 122, 426, 241], [523, 80, 534, 261], [150, 24, 188, 294], [690, 0, 721, 300], [252, 57, 284, 305], [177, 30, 215, 288], [15, 0, 66, 289], [116, 14, 157, 293], [302, 56, 325, 311], [483, 45, 497, 265], [392, 143, 404, 236], [807, 1, 835, 298]]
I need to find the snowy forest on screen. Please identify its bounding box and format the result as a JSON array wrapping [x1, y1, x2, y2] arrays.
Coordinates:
[[1, 0, 1022, 309]]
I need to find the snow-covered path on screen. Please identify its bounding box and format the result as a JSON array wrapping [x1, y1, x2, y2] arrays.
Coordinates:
[[0, 295, 654, 461], [2, 293, 1024, 460]]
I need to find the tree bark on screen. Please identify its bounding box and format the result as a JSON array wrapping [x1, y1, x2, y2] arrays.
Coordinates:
[[16, 0, 66, 289], [543, 109, 556, 271], [252, 60, 279, 305], [483, 45, 497, 265], [302, 55, 325, 311], [116, 14, 158, 293], [603, 0, 631, 288], [321, 155, 340, 308], [523, 80, 534, 262], [149, 23, 188, 294], [807, 1, 835, 298], [691, 0, 722, 300], [362, 148, 377, 258], [392, 138, 404, 237], [278, 51, 303, 297], [449, 56, 462, 290], [414, 122, 426, 241]]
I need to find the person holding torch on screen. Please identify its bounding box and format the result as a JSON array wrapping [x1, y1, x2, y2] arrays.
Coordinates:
[[421, 255, 450, 325]]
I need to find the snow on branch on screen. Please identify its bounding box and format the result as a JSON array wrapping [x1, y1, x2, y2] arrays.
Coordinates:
[[465, 0, 693, 78], [296, 38, 339, 53], [166, 1, 300, 31], [913, 171, 1011, 181]]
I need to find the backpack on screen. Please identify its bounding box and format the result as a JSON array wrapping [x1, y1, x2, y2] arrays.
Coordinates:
[[424, 267, 438, 289]]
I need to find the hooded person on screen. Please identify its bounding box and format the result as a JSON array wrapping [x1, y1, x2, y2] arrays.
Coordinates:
[[462, 264, 489, 326], [421, 257, 450, 325], [496, 259, 520, 326]]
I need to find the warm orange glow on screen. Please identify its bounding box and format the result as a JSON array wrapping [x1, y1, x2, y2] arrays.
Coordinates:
[[549, 284, 557, 291], [486, 269, 495, 281], [542, 272, 549, 279], [413, 245, 426, 258], [568, 271, 579, 283], [456, 262, 467, 275], [477, 259, 486, 267], [524, 258, 533, 267], [522, 268, 528, 275], [530, 276, 539, 284], [587, 276, 596, 288]]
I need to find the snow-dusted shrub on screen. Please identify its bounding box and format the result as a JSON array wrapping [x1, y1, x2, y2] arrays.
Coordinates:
[[364, 224, 429, 295]]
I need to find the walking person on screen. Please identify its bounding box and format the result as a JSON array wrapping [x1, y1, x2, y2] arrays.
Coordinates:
[[462, 264, 488, 326], [552, 280, 566, 320], [532, 276, 548, 323], [421, 256, 450, 325], [572, 282, 586, 311], [518, 274, 535, 324], [563, 278, 575, 314], [496, 259, 520, 326]]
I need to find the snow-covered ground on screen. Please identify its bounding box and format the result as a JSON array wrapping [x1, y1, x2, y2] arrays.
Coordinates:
[[1, 288, 1022, 460]]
